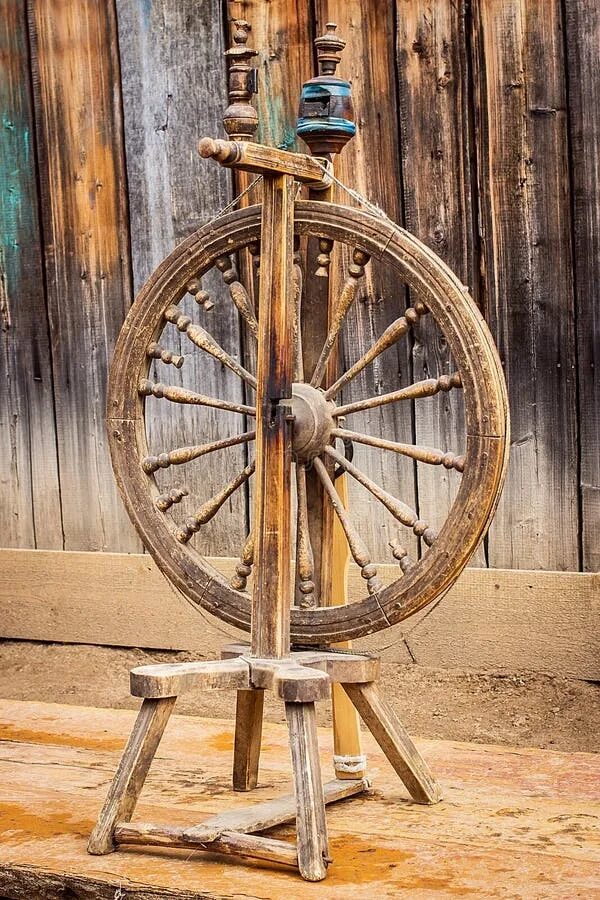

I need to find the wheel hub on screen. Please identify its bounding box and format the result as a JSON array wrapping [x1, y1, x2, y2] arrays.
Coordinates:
[[290, 383, 335, 462]]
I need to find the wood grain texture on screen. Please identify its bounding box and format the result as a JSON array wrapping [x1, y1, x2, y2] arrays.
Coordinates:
[[116, 0, 247, 557], [29, 0, 138, 551], [395, 1, 481, 563], [471, 0, 578, 569], [563, 0, 600, 572], [0, 1, 62, 549], [314, 0, 418, 562], [87, 696, 176, 854], [1, 699, 599, 898], [250, 174, 294, 657], [1, 549, 598, 678]]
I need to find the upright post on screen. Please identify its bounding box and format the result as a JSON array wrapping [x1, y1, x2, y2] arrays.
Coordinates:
[[250, 173, 295, 659]]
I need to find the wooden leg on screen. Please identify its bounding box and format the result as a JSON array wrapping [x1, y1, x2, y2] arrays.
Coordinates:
[[342, 682, 442, 805], [285, 702, 329, 882], [88, 696, 176, 854], [233, 689, 264, 791], [330, 473, 366, 779]]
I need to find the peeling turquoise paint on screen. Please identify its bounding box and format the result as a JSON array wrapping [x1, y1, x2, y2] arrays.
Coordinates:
[[0, 87, 36, 329], [257, 65, 298, 152]]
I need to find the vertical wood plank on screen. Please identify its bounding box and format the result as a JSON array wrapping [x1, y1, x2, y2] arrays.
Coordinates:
[[314, 1, 418, 563], [29, 0, 139, 551], [0, 0, 62, 549], [116, 0, 247, 556], [395, 1, 483, 563], [471, 0, 578, 569], [563, 0, 600, 572]]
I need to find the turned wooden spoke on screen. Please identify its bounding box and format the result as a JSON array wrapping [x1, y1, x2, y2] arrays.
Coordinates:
[[333, 372, 462, 418], [155, 487, 188, 512], [230, 531, 255, 591], [310, 249, 370, 388], [177, 462, 256, 544], [146, 342, 184, 369], [295, 463, 316, 608], [142, 431, 255, 474], [186, 277, 214, 310], [138, 379, 256, 417], [325, 300, 429, 399], [389, 537, 414, 574], [332, 427, 465, 472], [215, 256, 259, 339], [324, 445, 437, 546], [292, 241, 304, 382], [313, 457, 383, 595], [164, 306, 257, 388]]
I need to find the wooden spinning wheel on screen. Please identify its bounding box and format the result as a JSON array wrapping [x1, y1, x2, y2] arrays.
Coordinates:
[[109, 200, 507, 645], [90, 20, 509, 883]]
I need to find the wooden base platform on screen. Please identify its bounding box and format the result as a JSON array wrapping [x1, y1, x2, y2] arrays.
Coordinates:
[[0, 699, 598, 898]]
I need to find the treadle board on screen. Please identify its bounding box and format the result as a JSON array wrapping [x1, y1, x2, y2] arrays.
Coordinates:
[[0, 700, 599, 899]]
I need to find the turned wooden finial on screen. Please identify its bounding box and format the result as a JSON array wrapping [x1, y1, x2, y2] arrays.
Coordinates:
[[315, 22, 346, 76], [223, 19, 258, 141]]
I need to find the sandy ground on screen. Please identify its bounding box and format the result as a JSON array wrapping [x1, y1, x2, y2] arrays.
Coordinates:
[[0, 640, 597, 753]]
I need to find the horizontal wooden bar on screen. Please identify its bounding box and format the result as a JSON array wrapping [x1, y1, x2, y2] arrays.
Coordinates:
[[198, 138, 331, 186], [0, 549, 598, 679], [180, 778, 369, 843], [114, 822, 299, 868]]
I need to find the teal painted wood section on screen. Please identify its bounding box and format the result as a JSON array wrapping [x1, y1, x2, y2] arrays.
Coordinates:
[[0, 0, 62, 548]]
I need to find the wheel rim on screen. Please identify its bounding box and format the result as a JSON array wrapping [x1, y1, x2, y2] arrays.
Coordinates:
[[108, 201, 509, 644]]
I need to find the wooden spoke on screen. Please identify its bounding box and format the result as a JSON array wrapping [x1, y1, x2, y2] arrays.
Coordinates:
[[138, 379, 256, 417], [142, 431, 255, 475], [324, 445, 437, 546], [230, 531, 255, 591], [295, 463, 316, 608], [292, 240, 304, 382], [146, 342, 184, 368], [186, 277, 214, 310], [215, 256, 259, 339], [389, 537, 414, 574], [324, 300, 429, 399], [177, 462, 256, 544], [155, 487, 188, 512], [313, 457, 383, 595], [333, 372, 462, 418], [164, 306, 257, 389], [310, 249, 370, 388], [332, 427, 465, 473]]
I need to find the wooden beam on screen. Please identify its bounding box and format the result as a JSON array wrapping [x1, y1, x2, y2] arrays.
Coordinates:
[[0, 549, 598, 679]]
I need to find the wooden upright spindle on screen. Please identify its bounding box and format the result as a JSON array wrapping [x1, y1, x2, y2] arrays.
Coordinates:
[[251, 173, 295, 659]]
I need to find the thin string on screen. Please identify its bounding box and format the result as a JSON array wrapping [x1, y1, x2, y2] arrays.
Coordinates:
[[203, 174, 264, 229], [311, 158, 399, 227]]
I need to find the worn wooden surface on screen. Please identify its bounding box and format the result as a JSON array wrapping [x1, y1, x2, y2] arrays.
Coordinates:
[[1, 549, 598, 679], [472, 0, 578, 570], [29, 0, 137, 552], [396, 1, 482, 565], [564, 0, 600, 573], [1, 0, 597, 572], [0, 0, 62, 551], [0, 699, 599, 897], [116, 0, 247, 557]]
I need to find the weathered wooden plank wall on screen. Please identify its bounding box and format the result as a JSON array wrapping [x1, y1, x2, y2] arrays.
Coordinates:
[[0, 0, 597, 574]]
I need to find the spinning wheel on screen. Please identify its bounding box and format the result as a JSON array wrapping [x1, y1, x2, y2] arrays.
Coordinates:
[[109, 200, 507, 645], [91, 20, 509, 882]]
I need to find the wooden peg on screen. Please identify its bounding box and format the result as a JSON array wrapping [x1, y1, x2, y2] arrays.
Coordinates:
[[223, 20, 258, 141]]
